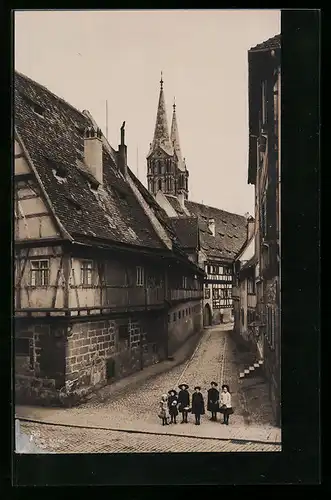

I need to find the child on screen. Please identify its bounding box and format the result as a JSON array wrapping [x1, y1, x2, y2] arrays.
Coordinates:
[[158, 394, 170, 426], [178, 383, 190, 423], [220, 384, 233, 425], [207, 381, 220, 421], [191, 386, 205, 425], [168, 389, 179, 424]]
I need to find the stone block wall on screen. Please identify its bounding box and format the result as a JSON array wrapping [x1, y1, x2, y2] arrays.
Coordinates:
[[15, 321, 65, 405], [64, 315, 162, 401], [15, 313, 166, 406], [167, 300, 202, 355]]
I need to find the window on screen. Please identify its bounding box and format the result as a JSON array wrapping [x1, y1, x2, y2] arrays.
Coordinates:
[[178, 311, 181, 319], [247, 278, 255, 294], [182, 276, 187, 288], [118, 324, 129, 340], [212, 288, 219, 299], [173, 312, 176, 322], [158, 179, 162, 191], [261, 197, 267, 238], [136, 266, 145, 286], [81, 260, 93, 286], [30, 260, 49, 286], [15, 338, 30, 356]]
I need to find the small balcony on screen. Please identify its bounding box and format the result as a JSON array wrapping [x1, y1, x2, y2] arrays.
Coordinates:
[[169, 289, 203, 302], [105, 286, 165, 308]]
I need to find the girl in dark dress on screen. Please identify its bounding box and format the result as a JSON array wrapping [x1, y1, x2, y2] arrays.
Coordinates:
[[178, 383, 190, 423], [207, 381, 220, 421], [191, 386, 205, 425], [168, 389, 179, 424]]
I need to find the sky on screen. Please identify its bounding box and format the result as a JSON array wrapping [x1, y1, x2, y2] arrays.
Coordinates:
[[14, 9, 280, 216]]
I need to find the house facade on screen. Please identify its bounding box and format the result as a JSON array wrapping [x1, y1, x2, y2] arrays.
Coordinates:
[[14, 71, 204, 406], [232, 216, 259, 352], [147, 77, 247, 326], [240, 34, 281, 424]]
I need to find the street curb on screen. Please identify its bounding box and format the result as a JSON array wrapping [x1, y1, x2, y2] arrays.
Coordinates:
[[18, 417, 281, 446]]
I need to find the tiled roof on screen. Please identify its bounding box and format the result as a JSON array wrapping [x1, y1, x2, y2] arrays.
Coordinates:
[[168, 217, 199, 249], [184, 201, 247, 262], [165, 194, 187, 217], [249, 34, 281, 52], [14, 71, 177, 252]]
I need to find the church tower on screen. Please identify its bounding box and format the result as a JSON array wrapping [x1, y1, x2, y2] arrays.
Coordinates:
[[147, 75, 189, 199]]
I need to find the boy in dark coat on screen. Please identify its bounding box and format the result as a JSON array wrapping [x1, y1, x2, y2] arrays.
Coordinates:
[[168, 389, 179, 424], [191, 386, 205, 425], [178, 383, 190, 423], [207, 381, 220, 421]]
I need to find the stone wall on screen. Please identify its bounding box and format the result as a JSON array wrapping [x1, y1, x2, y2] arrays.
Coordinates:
[[15, 321, 65, 405], [63, 315, 161, 403], [15, 314, 163, 406], [167, 300, 202, 355]]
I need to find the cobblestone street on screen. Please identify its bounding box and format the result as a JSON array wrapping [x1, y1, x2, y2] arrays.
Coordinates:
[[19, 421, 280, 453], [16, 325, 281, 453]]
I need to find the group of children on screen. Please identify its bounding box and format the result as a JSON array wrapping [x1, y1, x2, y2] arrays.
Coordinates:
[[158, 381, 233, 426]]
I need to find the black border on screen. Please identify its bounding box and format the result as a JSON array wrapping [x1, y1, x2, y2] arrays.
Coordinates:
[[3, 8, 321, 487]]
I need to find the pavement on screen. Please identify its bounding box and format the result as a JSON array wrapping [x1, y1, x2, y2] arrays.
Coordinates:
[[15, 324, 281, 453]]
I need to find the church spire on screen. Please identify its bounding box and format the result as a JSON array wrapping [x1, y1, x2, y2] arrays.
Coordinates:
[[147, 73, 173, 158], [170, 97, 185, 171]]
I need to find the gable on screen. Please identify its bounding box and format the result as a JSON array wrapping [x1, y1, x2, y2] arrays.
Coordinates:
[[14, 174, 60, 240]]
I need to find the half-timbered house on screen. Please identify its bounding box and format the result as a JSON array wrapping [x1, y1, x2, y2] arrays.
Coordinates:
[[14, 71, 204, 405], [246, 34, 281, 424], [147, 77, 247, 327]]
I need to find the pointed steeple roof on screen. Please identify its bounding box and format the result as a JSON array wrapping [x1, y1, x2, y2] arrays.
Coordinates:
[[147, 73, 173, 158], [170, 97, 185, 171]]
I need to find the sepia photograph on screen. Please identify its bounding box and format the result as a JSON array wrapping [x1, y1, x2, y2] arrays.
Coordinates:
[[14, 9, 281, 455]]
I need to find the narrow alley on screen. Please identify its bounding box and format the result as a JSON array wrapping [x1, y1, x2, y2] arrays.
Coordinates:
[[16, 324, 281, 453]]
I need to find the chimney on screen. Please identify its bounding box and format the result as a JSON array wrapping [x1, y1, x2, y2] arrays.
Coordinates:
[[84, 127, 103, 184], [246, 215, 255, 240], [118, 121, 127, 178], [208, 218, 215, 237], [178, 192, 185, 209]]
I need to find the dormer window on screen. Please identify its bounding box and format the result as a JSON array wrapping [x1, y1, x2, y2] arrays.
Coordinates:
[[22, 94, 45, 117], [65, 195, 82, 214]]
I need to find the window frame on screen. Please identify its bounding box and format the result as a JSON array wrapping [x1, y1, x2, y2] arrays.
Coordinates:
[[80, 260, 94, 287], [136, 266, 145, 287], [30, 259, 50, 287]]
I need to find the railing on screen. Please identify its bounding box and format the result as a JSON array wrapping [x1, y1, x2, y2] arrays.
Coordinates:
[[104, 286, 164, 308], [170, 289, 203, 301]]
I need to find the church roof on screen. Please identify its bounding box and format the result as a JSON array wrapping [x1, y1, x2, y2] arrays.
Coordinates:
[[170, 101, 185, 171], [14, 71, 187, 255], [147, 76, 173, 158]]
